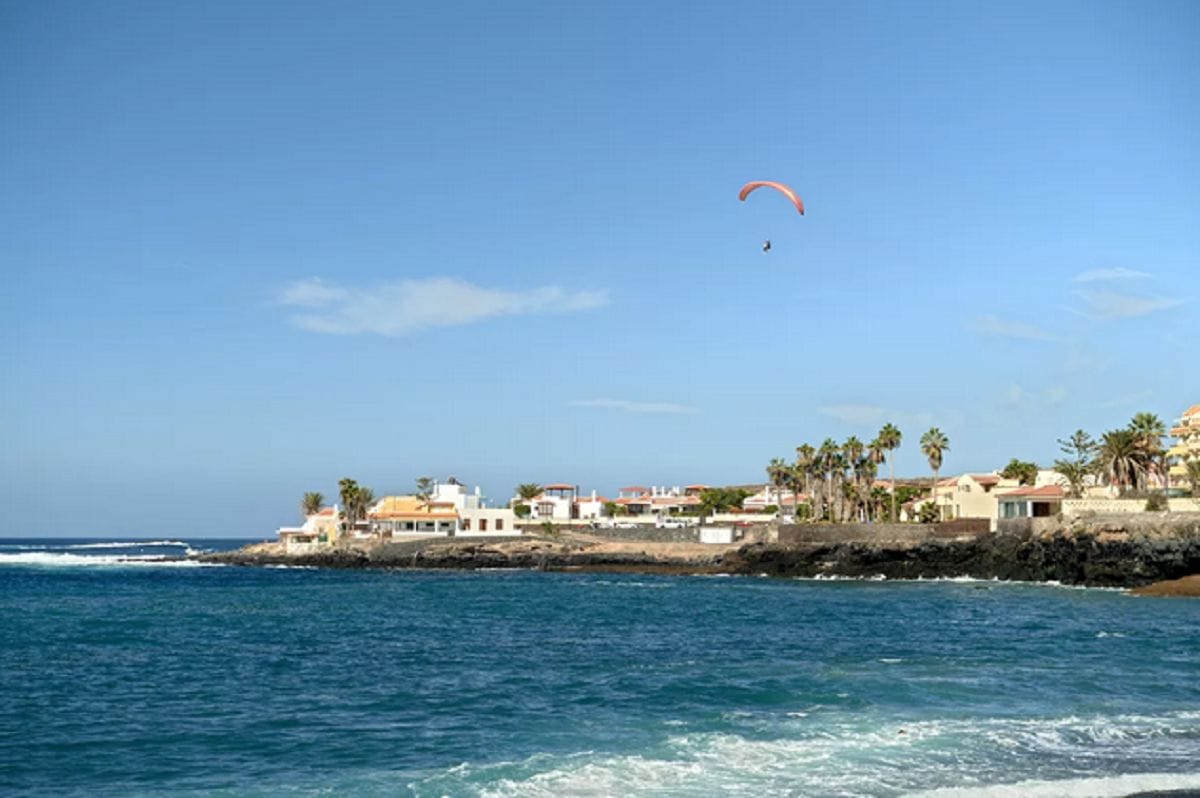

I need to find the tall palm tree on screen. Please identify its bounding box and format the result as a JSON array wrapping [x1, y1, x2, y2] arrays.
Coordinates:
[[338, 478, 359, 535], [1129, 412, 1167, 498], [301, 491, 324, 518], [415, 477, 435, 511], [920, 428, 950, 520], [766, 458, 788, 513], [817, 438, 839, 521], [1097, 429, 1143, 495], [795, 444, 817, 519], [878, 423, 902, 521]]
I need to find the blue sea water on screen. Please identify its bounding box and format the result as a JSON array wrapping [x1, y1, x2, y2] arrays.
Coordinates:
[[2, 538, 1199, 797]]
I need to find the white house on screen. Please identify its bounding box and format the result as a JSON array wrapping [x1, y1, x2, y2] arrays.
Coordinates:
[[369, 477, 517, 538], [278, 505, 341, 553]]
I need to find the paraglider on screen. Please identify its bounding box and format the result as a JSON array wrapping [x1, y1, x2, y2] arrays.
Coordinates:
[[738, 181, 805, 215], [739, 181, 803, 253]]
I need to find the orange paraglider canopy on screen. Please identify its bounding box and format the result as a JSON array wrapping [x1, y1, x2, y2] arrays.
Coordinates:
[[738, 181, 805, 215]]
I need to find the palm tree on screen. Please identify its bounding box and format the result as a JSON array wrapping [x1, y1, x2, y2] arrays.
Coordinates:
[[1097, 429, 1143, 495], [878, 423, 902, 521], [1186, 459, 1200, 498], [514, 482, 542, 514], [1129, 412, 1167, 498], [301, 491, 324, 518], [920, 428, 950, 520], [817, 439, 839, 521], [795, 444, 817, 518], [338, 478, 359, 535], [766, 457, 789, 514], [415, 477, 435, 511]]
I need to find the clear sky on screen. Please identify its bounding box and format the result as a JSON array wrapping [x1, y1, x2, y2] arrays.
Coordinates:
[[2, 1, 1197, 537]]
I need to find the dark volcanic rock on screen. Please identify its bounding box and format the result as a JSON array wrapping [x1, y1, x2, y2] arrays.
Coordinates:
[[727, 525, 1200, 588]]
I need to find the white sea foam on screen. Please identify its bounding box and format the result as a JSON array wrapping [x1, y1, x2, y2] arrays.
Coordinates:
[[0, 551, 219, 568], [905, 771, 1200, 797], [64, 539, 190, 549], [423, 710, 1200, 798]]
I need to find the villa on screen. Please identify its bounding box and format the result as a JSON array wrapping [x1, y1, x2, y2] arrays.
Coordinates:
[[614, 485, 702, 516], [278, 506, 341, 554], [369, 477, 516, 538], [997, 485, 1066, 519]]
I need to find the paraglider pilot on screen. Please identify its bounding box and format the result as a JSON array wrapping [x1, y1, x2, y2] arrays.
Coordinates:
[[762, 239, 772, 253]]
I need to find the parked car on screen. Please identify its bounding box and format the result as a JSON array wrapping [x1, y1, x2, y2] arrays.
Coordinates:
[[655, 516, 691, 529]]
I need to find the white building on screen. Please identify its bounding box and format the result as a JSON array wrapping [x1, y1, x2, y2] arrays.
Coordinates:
[[369, 477, 517, 538]]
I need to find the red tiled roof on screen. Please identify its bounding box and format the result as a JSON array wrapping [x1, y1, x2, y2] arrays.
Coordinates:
[[999, 485, 1065, 499], [574, 495, 609, 504], [618, 486, 649, 493], [684, 484, 709, 490], [972, 475, 1001, 486], [1184, 404, 1200, 418], [543, 483, 575, 490], [615, 496, 650, 505]]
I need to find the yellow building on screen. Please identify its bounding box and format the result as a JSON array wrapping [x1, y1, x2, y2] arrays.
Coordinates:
[[1168, 403, 1200, 485], [368, 496, 460, 537]]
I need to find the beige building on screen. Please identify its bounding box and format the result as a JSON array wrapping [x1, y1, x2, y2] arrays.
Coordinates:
[[1168, 404, 1200, 487], [278, 506, 341, 554]]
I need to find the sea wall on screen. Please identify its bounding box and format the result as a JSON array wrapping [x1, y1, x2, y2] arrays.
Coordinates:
[[778, 519, 989, 545], [733, 514, 1200, 587]]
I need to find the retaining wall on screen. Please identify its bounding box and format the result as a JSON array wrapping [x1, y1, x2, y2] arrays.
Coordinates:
[[777, 519, 989, 545]]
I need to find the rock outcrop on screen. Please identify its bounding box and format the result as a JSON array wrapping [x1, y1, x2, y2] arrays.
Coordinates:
[[200, 514, 1200, 588]]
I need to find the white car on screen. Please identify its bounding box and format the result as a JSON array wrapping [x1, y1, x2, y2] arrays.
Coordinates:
[[655, 517, 691, 529]]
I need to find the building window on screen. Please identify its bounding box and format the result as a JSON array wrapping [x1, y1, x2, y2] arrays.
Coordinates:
[[462, 519, 471, 531], [480, 518, 488, 531], [496, 518, 504, 531]]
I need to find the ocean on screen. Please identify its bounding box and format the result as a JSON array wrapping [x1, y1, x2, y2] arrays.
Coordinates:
[[2, 537, 1199, 797]]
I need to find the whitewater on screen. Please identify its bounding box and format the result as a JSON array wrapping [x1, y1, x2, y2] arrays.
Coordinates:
[[2, 538, 1198, 797]]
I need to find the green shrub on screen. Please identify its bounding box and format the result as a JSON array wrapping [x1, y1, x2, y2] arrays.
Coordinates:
[[513, 504, 531, 518], [1145, 493, 1168, 512], [918, 502, 940, 524]]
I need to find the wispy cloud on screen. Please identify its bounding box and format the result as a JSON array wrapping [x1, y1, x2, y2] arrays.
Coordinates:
[[1003, 383, 1068, 409], [968, 314, 1056, 341], [816, 404, 887, 426], [1071, 267, 1151, 283], [278, 277, 608, 336], [815, 404, 938, 431], [1072, 289, 1186, 320], [566, 398, 698, 415]]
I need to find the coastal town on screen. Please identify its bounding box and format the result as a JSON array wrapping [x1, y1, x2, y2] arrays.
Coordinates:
[[273, 403, 1200, 556]]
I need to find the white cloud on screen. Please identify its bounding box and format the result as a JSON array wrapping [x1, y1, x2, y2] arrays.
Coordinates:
[[566, 398, 698, 415], [278, 277, 608, 335], [816, 404, 887, 426], [1071, 267, 1152, 283], [968, 314, 1056, 341], [1072, 289, 1186, 320], [1003, 384, 1032, 407]]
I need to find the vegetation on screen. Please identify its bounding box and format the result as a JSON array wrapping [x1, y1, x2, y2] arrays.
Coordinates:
[[1187, 460, 1200, 498], [698, 487, 751, 517], [514, 482, 542, 514], [877, 423, 902, 521], [1000, 459, 1038, 486], [301, 491, 324, 518], [917, 502, 940, 523], [766, 425, 898, 524], [337, 478, 375, 534], [919, 428, 950, 518], [513, 504, 531, 518], [1145, 493, 1168, 511], [415, 476, 435, 510], [1054, 430, 1097, 498]]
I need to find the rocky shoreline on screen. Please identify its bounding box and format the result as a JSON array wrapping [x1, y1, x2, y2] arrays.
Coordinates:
[[198, 514, 1200, 590]]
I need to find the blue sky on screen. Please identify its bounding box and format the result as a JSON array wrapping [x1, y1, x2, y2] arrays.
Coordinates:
[[2, 1, 1197, 537]]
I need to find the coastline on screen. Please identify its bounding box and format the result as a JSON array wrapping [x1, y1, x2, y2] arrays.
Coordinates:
[[197, 513, 1200, 590]]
